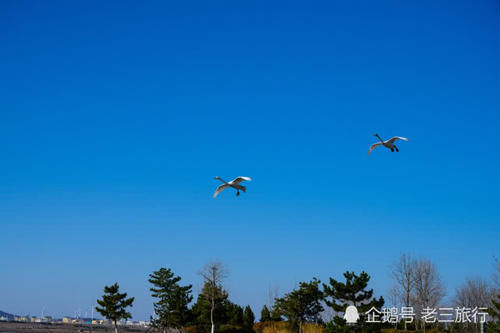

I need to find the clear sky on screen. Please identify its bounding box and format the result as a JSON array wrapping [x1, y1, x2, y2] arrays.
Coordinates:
[[1, 0, 499, 321]]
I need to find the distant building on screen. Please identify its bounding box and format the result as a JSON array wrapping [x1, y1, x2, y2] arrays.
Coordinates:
[[62, 316, 72, 324], [14, 316, 29, 322]]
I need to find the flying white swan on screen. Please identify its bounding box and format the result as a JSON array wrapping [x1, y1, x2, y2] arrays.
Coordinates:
[[368, 133, 409, 155], [213, 176, 252, 198]]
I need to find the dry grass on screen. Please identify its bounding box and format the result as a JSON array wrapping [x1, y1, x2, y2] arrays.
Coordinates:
[[254, 322, 323, 333]]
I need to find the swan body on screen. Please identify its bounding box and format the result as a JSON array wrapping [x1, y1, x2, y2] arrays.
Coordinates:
[[213, 176, 252, 198], [368, 133, 409, 155]]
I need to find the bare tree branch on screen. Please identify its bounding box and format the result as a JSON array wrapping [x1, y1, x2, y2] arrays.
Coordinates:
[[411, 258, 446, 311], [198, 261, 228, 333], [454, 276, 492, 308], [390, 254, 415, 308]]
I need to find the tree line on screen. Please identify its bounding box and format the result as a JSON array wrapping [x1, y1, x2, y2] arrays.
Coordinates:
[[388, 254, 500, 332], [94, 256, 500, 333]]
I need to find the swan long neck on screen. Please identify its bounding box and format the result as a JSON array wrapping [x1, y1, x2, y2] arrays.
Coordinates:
[[375, 134, 384, 142], [217, 177, 229, 184]]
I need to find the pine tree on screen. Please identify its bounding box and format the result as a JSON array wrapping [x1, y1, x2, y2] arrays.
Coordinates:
[[243, 305, 255, 329], [95, 283, 134, 333], [260, 305, 271, 322], [274, 278, 324, 333], [323, 271, 384, 331], [148, 268, 193, 333], [227, 303, 244, 325], [487, 292, 500, 332]]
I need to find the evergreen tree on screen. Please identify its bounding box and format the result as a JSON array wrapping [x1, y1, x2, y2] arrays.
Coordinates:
[[242, 306, 255, 329], [274, 278, 324, 333], [191, 281, 230, 328], [227, 303, 244, 325], [148, 268, 193, 333], [270, 307, 282, 322], [323, 271, 384, 332], [487, 292, 500, 332], [260, 305, 271, 322], [95, 283, 134, 333]]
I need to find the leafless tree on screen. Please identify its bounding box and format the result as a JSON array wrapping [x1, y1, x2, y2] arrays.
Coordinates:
[[390, 254, 415, 330], [268, 284, 280, 308], [411, 258, 445, 332], [455, 277, 492, 308], [391, 254, 415, 307], [454, 277, 492, 333], [388, 284, 401, 308], [199, 261, 228, 333], [387, 285, 401, 330]]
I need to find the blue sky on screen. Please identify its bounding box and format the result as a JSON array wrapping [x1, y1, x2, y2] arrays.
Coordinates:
[[1, 0, 499, 320]]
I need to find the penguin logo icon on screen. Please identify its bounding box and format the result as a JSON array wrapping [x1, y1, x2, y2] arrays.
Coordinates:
[[344, 305, 359, 324]]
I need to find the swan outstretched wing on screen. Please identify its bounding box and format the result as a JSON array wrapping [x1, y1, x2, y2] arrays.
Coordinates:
[[213, 184, 229, 198], [387, 136, 409, 143], [368, 142, 383, 155], [230, 176, 252, 185]]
